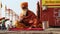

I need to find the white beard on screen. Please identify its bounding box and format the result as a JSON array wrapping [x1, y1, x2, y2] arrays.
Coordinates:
[[22, 10, 27, 16]]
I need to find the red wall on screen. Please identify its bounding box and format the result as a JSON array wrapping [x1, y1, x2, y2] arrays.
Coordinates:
[[40, 8, 60, 26], [39, 0, 60, 26]]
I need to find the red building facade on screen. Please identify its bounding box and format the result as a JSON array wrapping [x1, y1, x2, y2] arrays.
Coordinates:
[[41, 8, 60, 26], [39, 0, 60, 27]]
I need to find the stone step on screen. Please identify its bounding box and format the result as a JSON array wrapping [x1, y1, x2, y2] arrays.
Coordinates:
[[45, 28, 60, 31], [0, 28, 60, 34]]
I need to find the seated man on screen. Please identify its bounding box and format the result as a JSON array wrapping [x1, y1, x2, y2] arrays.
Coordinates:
[[18, 2, 37, 28]]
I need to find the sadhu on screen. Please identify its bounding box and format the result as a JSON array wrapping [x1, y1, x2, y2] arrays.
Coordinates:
[[14, 2, 38, 28]]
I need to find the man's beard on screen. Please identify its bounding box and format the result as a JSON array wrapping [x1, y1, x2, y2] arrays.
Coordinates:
[[22, 10, 27, 16]]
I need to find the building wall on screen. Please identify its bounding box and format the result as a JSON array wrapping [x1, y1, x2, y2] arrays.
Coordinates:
[[40, 8, 60, 26]]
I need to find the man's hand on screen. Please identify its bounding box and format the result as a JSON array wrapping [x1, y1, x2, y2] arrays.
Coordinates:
[[20, 13, 25, 20], [0, 21, 2, 24], [29, 20, 33, 24]]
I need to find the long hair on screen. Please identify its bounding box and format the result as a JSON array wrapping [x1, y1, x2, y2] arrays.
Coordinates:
[[37, 2, 40, 18]]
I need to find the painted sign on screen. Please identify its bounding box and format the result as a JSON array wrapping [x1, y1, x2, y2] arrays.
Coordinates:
[[42, 0, 60, 8]]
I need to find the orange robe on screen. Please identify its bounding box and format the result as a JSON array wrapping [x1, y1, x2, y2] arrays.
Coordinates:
[[20, 10, 37, 27], [15, 20, 26, 28]]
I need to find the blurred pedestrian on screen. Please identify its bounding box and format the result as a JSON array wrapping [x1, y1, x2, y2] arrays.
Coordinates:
[[5, 19, 12, 30], [1, 17, 6, 30]]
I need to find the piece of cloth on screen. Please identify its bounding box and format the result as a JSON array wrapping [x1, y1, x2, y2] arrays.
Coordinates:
[[14, 20, 26, 28]]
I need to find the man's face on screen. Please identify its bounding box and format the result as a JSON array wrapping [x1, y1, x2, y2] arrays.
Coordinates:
[[22, 7, 28, 15], [22, 7, 28, 11]]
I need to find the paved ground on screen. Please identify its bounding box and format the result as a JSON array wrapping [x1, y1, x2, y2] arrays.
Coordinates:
[[45, 28, 60, 31], [0, 28, 60, 34]]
